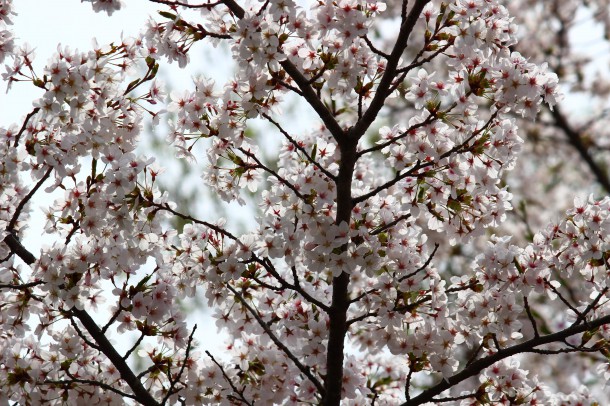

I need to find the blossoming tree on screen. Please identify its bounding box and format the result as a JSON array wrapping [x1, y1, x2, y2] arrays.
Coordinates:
[[2, 0, 610, 404]]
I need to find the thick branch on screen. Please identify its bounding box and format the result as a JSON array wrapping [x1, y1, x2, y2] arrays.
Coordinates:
[[2, 233, 37, 265], [279, 60, 346, 141], [406, 313, 610, 406], [323, 142, 358, 406], [71, 308, 160, 406], [4, 236, 159, 405]]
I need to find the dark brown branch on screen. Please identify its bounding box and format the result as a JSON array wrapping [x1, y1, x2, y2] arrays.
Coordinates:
[[205, 350, 254, 406], [251, 274, 284, 291], [238, 147, 309, 202], [349, 0, 431, 141], [44, 377, 137, 400], [352, 159, 429, 205], [431, 393, 477, 403], [398, 243, 439, 283], [102, 303, 126, 335], [545, 279, 581, 318], [370, 214, 412, 235], [523, 296, 539, 338], [67, 313, 102, 351], [405, 313, 610, 406], [323, 142, 358, 406], [71, 308, 160, 405], [290, 266, 330, 312], [7, 166, 53, 231], [346, 312, 376, 326], [354, 109, 498, 204], [0, 280, 44, 290], [362, 35, 391, 59], [396, 42, 452, 74], [147, 201, 240, 242], [123, 331, 147, 361], [148, 0, 222, 9], [357, 113, 436, 157], [13, 107, 40, 147], [220, 0, 344, 141], [2, 233, 37, 265], [251, 258, 330, 311], [262, 113, 337, 181], [573, 287, 608, 326], [162, 325, 197, 405], [279, 59, 346, 141], [405, 361, 414, 402], [528, 346, 600, 355], [349, 243, 438, 306]]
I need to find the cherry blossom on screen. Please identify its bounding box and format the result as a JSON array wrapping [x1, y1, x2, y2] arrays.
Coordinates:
[[1, 0, 610, 405]]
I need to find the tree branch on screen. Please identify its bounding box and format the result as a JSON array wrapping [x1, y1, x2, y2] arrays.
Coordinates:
[[262, 113, 337, 181], [162, 325, 198, 405], [405, 313, 610, 406], [205, 350, 254, 406], [7, 166, 53, 231], [44, 377, 137, 401], [549, 105, 610, 193], [349, 0, 431, 141], [220, 0, 344, 140], [227, 284, 326, 396], [71, 308, 161, 406], [13, 107, 40, 147], [148, 0, 222, 8]]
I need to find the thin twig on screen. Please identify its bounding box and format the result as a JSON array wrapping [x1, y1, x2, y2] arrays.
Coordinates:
[[162, 325, 198, 405], [523, 296, 539, 338], [398, 243, 439, 282], [44, 377, 137, 400], [262, 113, 336, 181], [545, 280, 581, 319], [0, 280, 44, 290], [148, 0, 222, 9], [13, 107, 40, 147], [572, 287, 608, 326], [123, 331, 147, 361], [238, 147, 309, 202], [370, 214, 412, 235], [205, 350, 254, 406], [227, 284, 326, 396], [349, 0, 432, 141], [147, 201, 240, 242], [362, 35, 391, 59], [7, 166, 53, 231]]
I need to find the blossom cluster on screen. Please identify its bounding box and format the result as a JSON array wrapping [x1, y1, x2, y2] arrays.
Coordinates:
[[1, 0, 609, 405], [0, 0, 14, 63]]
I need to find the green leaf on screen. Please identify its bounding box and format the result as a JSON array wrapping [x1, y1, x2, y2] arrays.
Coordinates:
[[159, 11, 177, 20]]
